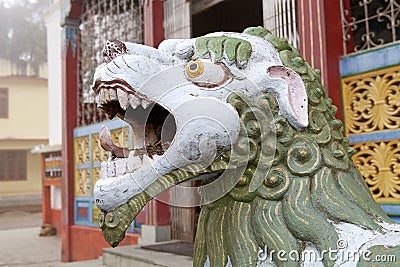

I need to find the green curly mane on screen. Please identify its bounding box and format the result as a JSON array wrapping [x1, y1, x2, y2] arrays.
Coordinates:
[[98, 27, 391, 267], [192, 27, 391, 267]]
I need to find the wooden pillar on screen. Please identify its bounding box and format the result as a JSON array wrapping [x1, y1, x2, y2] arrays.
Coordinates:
[[144, 0, 165, 47], [142, 0, 171, 228], [41, 153, 52, 224], [61, 1, 81, 261], [297, 0, 344, 120]]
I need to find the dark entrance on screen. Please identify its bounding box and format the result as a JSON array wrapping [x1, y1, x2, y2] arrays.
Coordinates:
[[192, 0, 263, 37]]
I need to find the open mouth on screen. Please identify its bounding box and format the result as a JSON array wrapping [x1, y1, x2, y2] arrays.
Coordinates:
[[93, 79, 177, 177]]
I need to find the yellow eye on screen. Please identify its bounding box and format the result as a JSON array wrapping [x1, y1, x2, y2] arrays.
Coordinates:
[[185, 60, 204, 78]]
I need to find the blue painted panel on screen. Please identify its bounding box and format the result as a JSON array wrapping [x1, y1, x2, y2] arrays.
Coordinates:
[[388, 216, 400, 223], [76, 164, 92, 170], [340, 44, 400, 77], [74, 118, 130, 137], [349, 130, 400, 144], [93, 162, 101, 168], [381, 204, 400, 216], [75, 200, 91, 223]]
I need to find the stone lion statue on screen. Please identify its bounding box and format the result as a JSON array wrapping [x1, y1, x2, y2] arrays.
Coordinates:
[[92, 27, 400, 266]]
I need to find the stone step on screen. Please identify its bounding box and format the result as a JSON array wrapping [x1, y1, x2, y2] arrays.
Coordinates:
[[102, 241, 193, 267], [51, 259, 106, 267]]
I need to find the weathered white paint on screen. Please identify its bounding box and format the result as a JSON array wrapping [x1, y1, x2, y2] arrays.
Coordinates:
[[93, 34, 309, 211], [253, 221, 400, 266], [200, 224, 400, 267], [92, 34, 400, 267]]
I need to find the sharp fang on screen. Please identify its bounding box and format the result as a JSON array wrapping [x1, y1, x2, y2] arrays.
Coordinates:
[[104, 89, 111, 102], [141, 99, 152, 109], [99, 89, 106, 104], [109, 89, 117, 101], [128, 94, 141, 109], [117, 89, 129, 110]]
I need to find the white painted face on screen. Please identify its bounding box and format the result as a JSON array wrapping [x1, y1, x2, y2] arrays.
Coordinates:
[[92, 33, 308, 212]]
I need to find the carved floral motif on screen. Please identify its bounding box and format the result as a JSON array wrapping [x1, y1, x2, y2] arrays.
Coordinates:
[[74, 136, 90, 165], [342, 65, 400, 203], [92, 133, 108, 163], [342, 65, 400, 135], [352, 140, 400, 202], [75, 168, 90, 196], [110, 127, 130, 148]]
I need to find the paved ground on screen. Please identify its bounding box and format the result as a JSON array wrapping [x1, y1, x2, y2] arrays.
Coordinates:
[[0, 211, 104, 267]]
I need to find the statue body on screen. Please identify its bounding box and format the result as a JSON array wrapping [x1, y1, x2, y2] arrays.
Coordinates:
[[92, 28, 400, 266]]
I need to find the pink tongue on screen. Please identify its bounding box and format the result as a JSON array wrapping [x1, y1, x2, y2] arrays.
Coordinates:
[[99, 125, 130, 158]]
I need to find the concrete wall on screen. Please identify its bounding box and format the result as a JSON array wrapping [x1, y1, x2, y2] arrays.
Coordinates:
[[0, 58, 48, 196], [43, 1, 62, 146], [0, 76, 48, 139], [0, 148, 43, 195]]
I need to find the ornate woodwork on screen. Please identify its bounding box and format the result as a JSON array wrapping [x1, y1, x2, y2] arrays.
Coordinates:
[[77, 0, 143, 126]]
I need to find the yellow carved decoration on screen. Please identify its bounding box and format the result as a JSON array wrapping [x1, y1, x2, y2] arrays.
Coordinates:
[[92, 133, 108, 163], [74, 125, 132, 224], [74, 136, 90, 165], [352, 140, 400, 203], [75, 168, 90, 196], [93, 201, 100, 223], [342, 65, 400, 135], [110, 127, 130, 147], [92, 167, 101, 193]]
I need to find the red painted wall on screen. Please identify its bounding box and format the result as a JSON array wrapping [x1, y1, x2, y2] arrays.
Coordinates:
[[69, 226, 139, 261], [51, 209, 62, 235], [297, 0, 344, 120]]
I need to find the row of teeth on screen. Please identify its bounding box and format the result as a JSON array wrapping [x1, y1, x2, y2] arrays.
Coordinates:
[[97, 88, 153, 110], [101, 152, 162, 179]]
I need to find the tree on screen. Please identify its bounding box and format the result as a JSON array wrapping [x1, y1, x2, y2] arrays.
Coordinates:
[[0, 0, 47, 77]]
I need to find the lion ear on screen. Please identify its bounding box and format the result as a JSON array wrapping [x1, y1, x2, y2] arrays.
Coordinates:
[[267, 66, 308, 130]]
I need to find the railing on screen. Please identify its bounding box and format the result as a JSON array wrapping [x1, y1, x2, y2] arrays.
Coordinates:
[[263, 0, 298, 47], [341, 0, 400, 55], [77, 0, 143, 126]]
